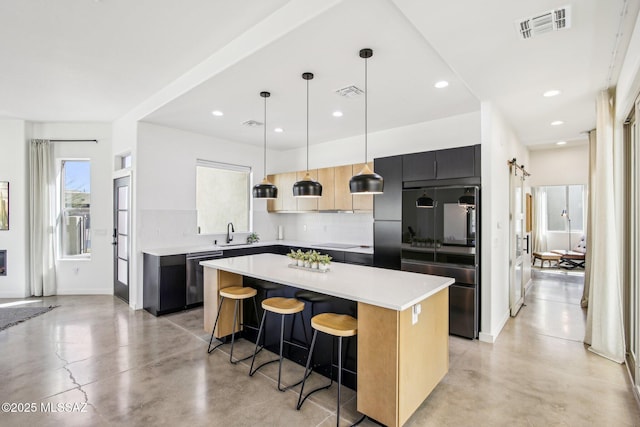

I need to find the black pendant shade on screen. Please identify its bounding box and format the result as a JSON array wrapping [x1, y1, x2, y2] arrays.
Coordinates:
[[349, 164, 384, 194], [458, 188, 475, 208], [253, 91, 278, 199], [253, 178, 278, 199], [350, 48, 384, 195], [293, 173, 323, 197], [293, 72, 322, 198], [416, 193, 435, 208]]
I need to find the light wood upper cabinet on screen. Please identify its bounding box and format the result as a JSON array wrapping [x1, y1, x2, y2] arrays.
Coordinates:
[[334, 164, 353, 211], [266, 172, 297, 212], [296, 170, 318, 211], [352, 162, 374, 211], [266, 163, 373, 212], [317, 167, 336, 211]]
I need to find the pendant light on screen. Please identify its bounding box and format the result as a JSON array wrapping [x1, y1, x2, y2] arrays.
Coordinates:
[[416, 192, 435, 208], [293, 72, 322, 198], [349, 48, 384, 194], [458, 188, 475, 208], [252, 91, 278, 199]]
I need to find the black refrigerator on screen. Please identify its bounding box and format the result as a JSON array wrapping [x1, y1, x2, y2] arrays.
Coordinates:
[[373, 155, 403, 270]]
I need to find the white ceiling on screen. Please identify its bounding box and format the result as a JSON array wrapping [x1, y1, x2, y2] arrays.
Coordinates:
[[1, 0, 638, 151]]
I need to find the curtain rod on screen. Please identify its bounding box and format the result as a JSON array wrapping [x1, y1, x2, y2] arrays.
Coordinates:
[[50, 139, 98, 143]]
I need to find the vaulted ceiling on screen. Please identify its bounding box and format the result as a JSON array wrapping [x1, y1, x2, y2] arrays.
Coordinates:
[[1, 0, 637, 151]]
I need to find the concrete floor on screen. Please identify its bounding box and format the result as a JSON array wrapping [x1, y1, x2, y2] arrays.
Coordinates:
[[1, 270, 639, 426]]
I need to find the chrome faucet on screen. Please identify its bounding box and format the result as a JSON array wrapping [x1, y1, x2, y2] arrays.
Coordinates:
[[226, 222, 235, 244]]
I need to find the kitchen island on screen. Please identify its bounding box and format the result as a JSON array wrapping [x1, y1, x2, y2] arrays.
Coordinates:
[[201, 253, 453, 427]]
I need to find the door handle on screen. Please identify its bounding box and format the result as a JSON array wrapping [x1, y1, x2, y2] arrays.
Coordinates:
[[524, 235, 530, 254], [112, 228, 117, 246]]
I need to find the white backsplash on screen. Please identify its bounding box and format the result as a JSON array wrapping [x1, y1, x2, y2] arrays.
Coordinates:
[[138, 209, 373, 251], [270, 212, 374, 246]]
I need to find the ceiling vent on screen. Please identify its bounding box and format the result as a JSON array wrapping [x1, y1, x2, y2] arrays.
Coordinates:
[[335, 85, 363, 98], [242, 120, 263, 127], [515, 5, 571, 40]]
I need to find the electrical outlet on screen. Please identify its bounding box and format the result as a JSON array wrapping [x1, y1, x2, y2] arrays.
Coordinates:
[[412, 303, 422, 325], [303, 224, 307, 232]]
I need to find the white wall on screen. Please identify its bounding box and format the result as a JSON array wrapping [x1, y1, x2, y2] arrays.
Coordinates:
[[270, 111, 481, 172], [529, 144, 589, 187], [0, 119, 30, 298], [479, 102, 530, 343], [131, 122, 274, 308], [32, 123, 114, 295], [529, 143, 589, 253]]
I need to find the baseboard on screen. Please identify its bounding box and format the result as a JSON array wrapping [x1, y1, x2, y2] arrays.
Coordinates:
[[0, 292, 30, 299], [478, 309, 510, 343], [56, 288, 113, 295]]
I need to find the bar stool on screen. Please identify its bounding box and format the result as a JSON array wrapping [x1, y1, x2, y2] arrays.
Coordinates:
[[294, 290, 331, 346], [249, 297, 309, 391], [207, 286, 260, 364], [296, 313, 357, 427]]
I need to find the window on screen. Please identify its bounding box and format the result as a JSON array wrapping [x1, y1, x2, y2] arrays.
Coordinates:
[[60, 160, 91, 258], [544, 184, 584, 232], [196, 160, 252, 234]]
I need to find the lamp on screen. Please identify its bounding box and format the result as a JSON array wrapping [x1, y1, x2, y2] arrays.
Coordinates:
[[561, 209, 572, 252], [416, 193, 435, 208], [458, 188, 475, 208], [252, 91, 278, 199], [349, 48, 384, 194], [293, 72, 322, 198]]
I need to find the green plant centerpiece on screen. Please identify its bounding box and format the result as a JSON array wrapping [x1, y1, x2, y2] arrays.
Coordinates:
[[246, 232, 260, 244], [318, 254, 332, 271]]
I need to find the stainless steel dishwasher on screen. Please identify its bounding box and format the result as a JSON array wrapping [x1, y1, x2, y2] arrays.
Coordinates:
[[186, 251, 223, 307]]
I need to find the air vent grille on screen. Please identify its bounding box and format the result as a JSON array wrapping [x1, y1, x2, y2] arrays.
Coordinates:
[[242, 120, 263, 127], [335, 85, 363, 98], [515, 5, 571, 40]]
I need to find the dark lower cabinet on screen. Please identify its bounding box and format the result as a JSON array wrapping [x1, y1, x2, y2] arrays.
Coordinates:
[[143, 253, 187, 316], [344, 252, 373, 266]]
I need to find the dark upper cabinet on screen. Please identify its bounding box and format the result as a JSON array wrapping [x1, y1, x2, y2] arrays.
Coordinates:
[[402, 151, 435, 181], [374, 155, 403, 221], [402, 145, 479, 183], [434, 146, 475, 180]]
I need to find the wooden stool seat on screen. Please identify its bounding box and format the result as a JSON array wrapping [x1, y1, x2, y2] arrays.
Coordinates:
[[219, 286, 257, 299], [262, 297, 305, 315], [311, 313, 358, 337]]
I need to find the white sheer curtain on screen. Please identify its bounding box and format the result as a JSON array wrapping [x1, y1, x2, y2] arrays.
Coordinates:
[[29, 139, 57, 296], [583, 90, 625, 363], [531, 187, 548, 253]]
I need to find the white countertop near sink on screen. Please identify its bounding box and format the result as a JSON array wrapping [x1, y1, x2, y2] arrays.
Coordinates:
[[143, 240, 373, 257]]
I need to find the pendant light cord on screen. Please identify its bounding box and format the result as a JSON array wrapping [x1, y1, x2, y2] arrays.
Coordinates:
[[263, 94, 267, 177], [364, 54, 368, 164], [306, 77, 309, 173]]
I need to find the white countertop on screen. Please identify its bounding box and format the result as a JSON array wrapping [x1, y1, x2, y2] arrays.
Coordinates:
[[144, 240, 373, 257], [201, 253, 453, 311]]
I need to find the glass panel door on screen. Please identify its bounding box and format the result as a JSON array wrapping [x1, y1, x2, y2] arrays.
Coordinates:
[[113, 176, 130, 302]]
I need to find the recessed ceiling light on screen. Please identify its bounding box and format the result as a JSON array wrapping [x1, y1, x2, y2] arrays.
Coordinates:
[[543, 89, 561, 97], [274, 127, 284, 133], [211, 110, 224, 117], [551, 120, 564, 126], [434, 80, 449, 89], [556, 140, 567, 145], [332, 111, 343, 117]]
